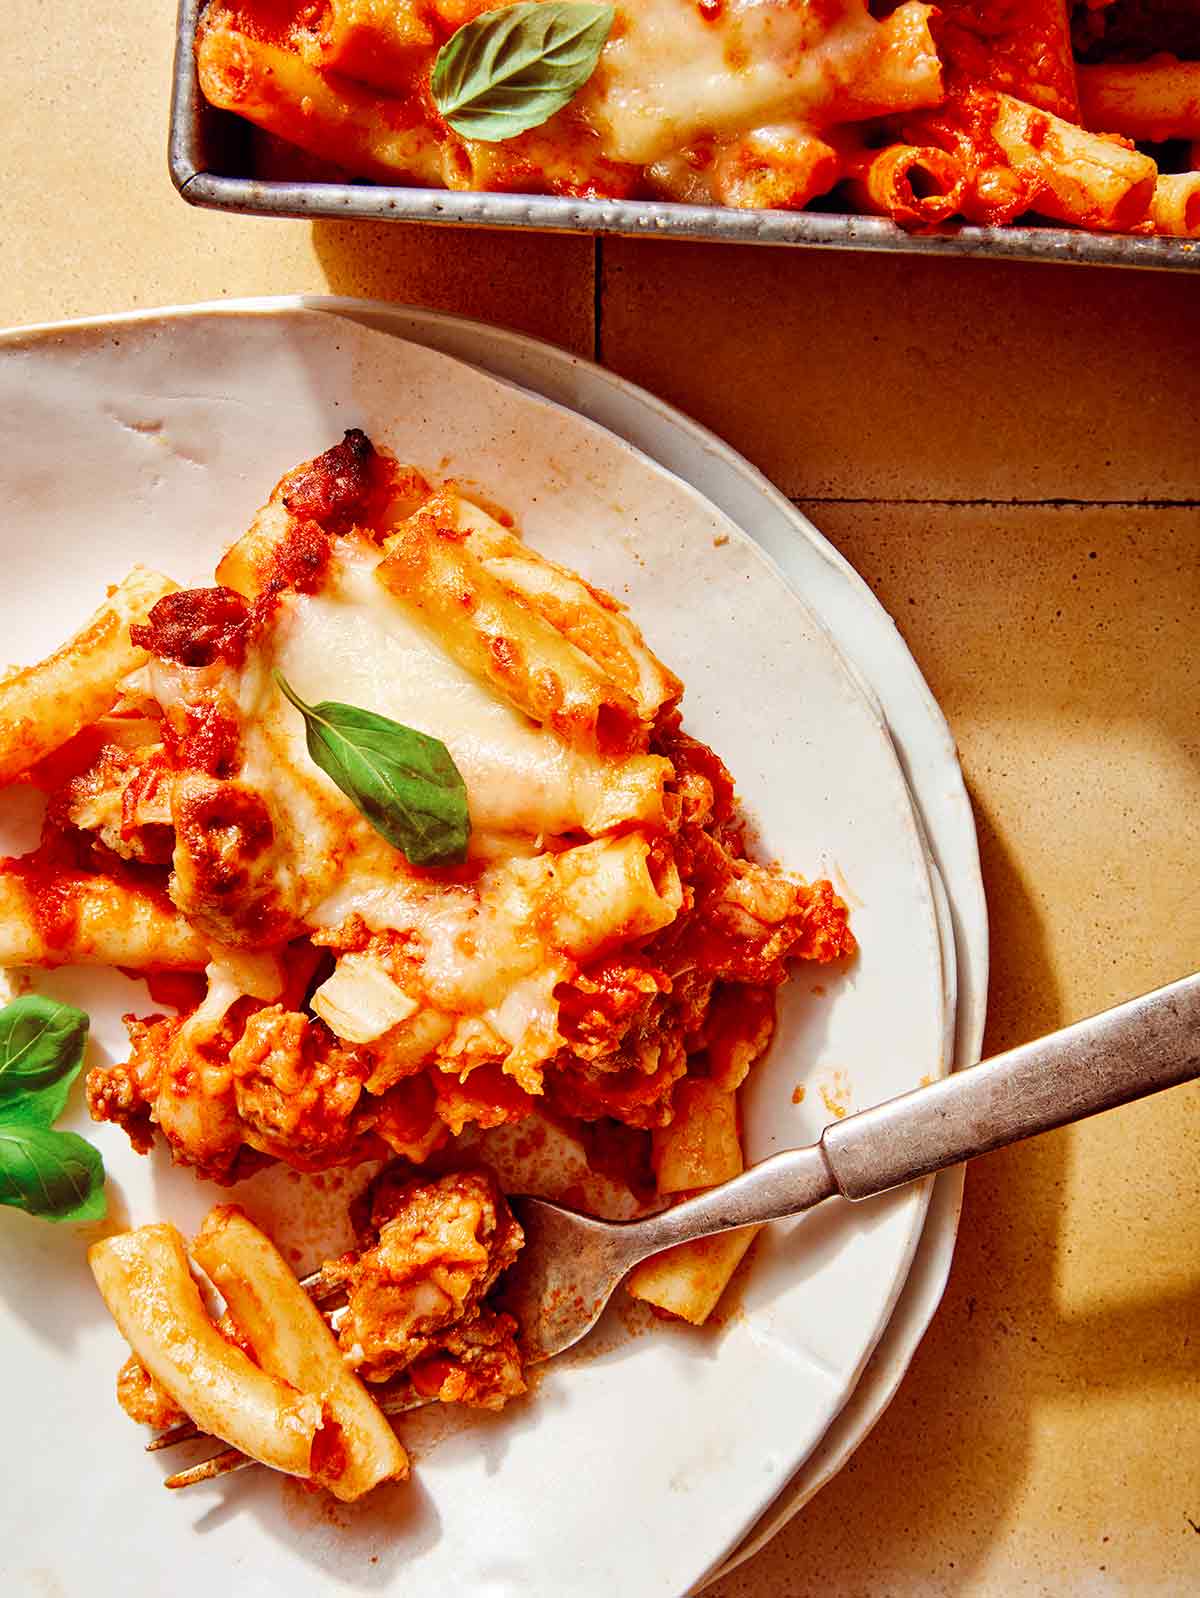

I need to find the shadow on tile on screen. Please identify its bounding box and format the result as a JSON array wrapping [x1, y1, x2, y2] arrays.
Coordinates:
[[310, 220, 596, 354], [599, 241, 1200, 504]]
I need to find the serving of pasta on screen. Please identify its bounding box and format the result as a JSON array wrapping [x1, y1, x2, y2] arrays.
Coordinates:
[[192, 0, 1200, 236], [0, 426, 854, 1497]]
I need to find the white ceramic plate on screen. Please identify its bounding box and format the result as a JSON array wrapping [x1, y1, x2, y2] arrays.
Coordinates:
[[0, 304, 969, 1598]]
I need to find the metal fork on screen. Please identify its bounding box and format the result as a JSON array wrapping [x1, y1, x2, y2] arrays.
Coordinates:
[[504, 969, 1199, 1364], [159, 968, 1199, 1489]]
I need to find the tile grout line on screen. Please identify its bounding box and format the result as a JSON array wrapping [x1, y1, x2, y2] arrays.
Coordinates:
[[793, 496, 1200, 509]]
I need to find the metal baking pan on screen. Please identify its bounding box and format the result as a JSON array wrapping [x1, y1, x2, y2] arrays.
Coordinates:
[[170, 0, 1200, 271]]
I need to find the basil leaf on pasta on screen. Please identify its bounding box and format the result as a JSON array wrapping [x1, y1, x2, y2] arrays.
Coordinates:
[[432, 2, 614, 142], [274, 670, 471, 867], [0, 1124, 107, 1223], [0, 994, 90, 1127]]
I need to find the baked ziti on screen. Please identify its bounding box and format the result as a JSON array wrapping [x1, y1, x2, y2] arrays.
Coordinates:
[[194, 0, 1200, 235], [1, 431, 855, 1492]]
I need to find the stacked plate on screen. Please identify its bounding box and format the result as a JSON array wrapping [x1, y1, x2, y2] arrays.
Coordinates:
[[0, 300, 987, 1597]]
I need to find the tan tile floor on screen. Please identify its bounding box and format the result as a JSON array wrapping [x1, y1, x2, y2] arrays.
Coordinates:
[[601, 243, 1200, 503], [5, 2, 1199, 1591]]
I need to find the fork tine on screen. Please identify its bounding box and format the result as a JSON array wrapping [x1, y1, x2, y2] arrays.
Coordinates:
[[161, 1387, 435, 1489], [376, 1386, 434, 1417], [164, 1447, 253, 1490], [146, 1419, 203, 1452], [297, 1264, 345, 1302], [148, 1375, 428, 1459]]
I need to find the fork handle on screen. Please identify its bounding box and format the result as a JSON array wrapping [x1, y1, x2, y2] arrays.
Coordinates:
[[633, 970, 1200, 1256], [822, 969, 1200, 1201]]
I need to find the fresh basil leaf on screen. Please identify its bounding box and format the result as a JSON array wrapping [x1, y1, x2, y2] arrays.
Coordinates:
[[0, 995, 90, 1127], [274, 671, 470, 867], [0, 1123, 107, 1222], [432, 1, 614, 142]]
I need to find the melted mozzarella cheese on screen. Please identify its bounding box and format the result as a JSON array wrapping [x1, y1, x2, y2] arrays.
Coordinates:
[[217, 541, 668, 935], [582, 0, 882, 164], [155, 538, 680, 1090], [270, 550, 667, 840], [312, 863, 573, 1092], [317, 870, 547, 1011], [311, 836, 677, 1090]]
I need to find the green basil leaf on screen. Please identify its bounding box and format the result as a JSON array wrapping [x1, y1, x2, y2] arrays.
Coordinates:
[[0, 995, 90, 1127], [0, 1123, 107, 1222], [274, 671, 470, 867], [432, 2, 614, 142]]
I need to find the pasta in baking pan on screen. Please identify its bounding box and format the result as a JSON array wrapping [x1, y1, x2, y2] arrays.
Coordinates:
[[193, 0, 1200, 236]]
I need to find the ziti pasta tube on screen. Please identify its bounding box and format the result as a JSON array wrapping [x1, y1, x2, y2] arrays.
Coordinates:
[[0, 866, 208, 969], [0, 567, 177, 785], [90, 1225, 323, 1480], [378, 492, 646, 754], [192, 1206, 409, 1501], [844, 143, 966, 228], [986, 91, 1157, 231], [196, 22, 447, 186], [452, 498, 682, 722], [1148, 172, 1200, 237], [1079, 58, 1200, 143], [629, 1079, 758, 1325]]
